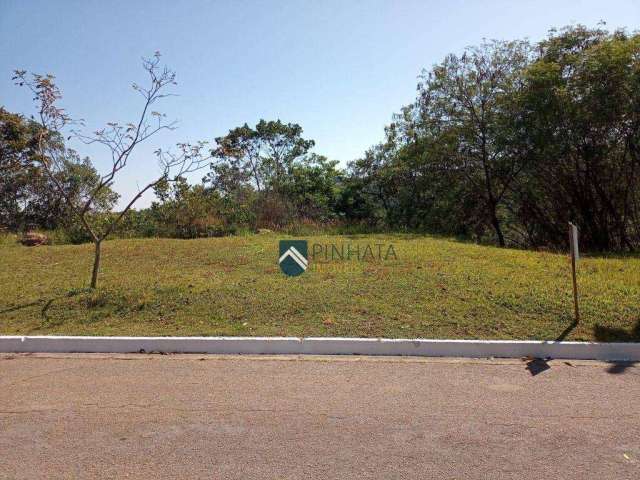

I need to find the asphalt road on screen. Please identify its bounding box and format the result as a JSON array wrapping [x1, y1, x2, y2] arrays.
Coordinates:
[[0, 353, 638, 479]]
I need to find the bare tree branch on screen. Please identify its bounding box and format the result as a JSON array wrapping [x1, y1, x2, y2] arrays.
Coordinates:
[[13, 53, 210, 288]]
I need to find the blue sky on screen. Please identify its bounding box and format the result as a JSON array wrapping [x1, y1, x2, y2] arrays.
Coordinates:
[[1, 0, 638, 208]]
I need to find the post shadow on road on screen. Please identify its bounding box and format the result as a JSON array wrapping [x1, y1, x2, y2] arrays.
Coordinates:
[[593, 318, 640, 374], [524, 317, 640, 376], [525, 358, 551, 376]]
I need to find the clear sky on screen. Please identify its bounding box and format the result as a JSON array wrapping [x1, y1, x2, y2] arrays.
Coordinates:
[[1, 0, 638, 208]]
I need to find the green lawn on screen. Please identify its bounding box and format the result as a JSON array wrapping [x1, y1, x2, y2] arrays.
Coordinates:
[[0, 234, 638, 341]]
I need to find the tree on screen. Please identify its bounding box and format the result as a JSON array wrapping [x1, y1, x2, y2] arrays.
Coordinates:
[[0, 108, 42, 229], [0, 108, 117, 231], [151, 177, 223, 238], [346, 40, 533, 243], [28, 152, 119, 233], [209, 119, 316, 228], [14, 53, 210, 288], [350, 25, 640, 251], [211, 119, 315, 194], [280, 153, 343, 221], [416, 39, 533, 246], [515, 26, 640, 250]]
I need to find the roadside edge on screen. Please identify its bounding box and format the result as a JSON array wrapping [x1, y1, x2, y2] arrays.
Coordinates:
[[1, 336, 638, 361]]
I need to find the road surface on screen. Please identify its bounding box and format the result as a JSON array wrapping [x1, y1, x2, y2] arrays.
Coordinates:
[[1, 353, 638, 479]]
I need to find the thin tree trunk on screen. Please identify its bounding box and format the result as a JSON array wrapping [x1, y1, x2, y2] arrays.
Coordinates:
[[490, 206, 506, 247], [90, 240, 102, 289]]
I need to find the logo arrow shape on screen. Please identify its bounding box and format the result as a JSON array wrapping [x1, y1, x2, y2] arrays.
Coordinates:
[[279, 246, 308, 270]]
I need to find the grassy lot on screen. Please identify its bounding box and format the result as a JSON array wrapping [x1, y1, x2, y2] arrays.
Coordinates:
[[0, 234, 639, 341]]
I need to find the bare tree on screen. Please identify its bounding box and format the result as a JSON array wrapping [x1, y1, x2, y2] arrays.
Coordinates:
[[13, 53, 210, 288]]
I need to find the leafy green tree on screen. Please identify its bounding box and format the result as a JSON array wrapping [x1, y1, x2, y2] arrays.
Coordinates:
[[281, 153, 343, 221], [351, 25, 640, 251], [151, 177, 221, 237], [415, 39, 533, 245], [210, 120, 327, 228], [516, 26, 640, 250], [211, 119, 314, 194], [0, 108, 42, 229], [346, 40, 533, 242], [0, 108, 117, 231]]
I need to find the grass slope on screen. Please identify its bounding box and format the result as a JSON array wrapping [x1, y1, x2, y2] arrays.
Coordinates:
[[0, 234, 638, 341]]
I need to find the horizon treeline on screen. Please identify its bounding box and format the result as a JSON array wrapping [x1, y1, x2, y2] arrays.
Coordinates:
[[2, 25, 639, 252]]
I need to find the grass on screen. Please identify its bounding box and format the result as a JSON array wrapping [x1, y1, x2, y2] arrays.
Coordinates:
[[0, 233, 639, 341]]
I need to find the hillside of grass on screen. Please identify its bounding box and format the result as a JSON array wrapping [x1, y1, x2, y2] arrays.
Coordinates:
[[0, 234, 638, 341]]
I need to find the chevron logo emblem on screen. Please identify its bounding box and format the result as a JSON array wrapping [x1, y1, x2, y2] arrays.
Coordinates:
[[278, 240, 308, 277]]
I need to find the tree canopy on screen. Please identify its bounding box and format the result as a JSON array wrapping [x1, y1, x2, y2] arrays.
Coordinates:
[[3, 25, 639, 253]]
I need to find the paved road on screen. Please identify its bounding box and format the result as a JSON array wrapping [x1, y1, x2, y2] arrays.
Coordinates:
[[0, 354, 638, 479]]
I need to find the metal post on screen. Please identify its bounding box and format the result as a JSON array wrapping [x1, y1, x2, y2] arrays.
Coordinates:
[[568, 222, 580, 323]]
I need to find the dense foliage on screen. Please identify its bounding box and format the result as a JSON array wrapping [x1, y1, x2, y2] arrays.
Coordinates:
[[345, 26, 640, 251], [0, 108, 118, 234], [2, 26, 639, 252]]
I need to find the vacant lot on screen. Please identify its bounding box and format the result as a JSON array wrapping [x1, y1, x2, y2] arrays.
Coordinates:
[[0, 234, 638, 341]]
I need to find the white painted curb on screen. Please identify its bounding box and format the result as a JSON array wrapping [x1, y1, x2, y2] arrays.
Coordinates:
[[0, 336, 639, 361]]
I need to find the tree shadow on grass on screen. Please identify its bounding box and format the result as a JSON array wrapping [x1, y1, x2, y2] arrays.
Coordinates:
[[579, 251, 640, 260], [594, 319, 640, 342], [0, 289, 89, 322], [0, 302, 42, 314], [593, 319, 640, 374]]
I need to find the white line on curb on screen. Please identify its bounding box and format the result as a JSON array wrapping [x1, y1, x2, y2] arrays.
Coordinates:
[[0, 336, 639, 361]]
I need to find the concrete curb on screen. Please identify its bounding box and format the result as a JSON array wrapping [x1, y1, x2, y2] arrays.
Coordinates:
[[1, 336, 639, 361]]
